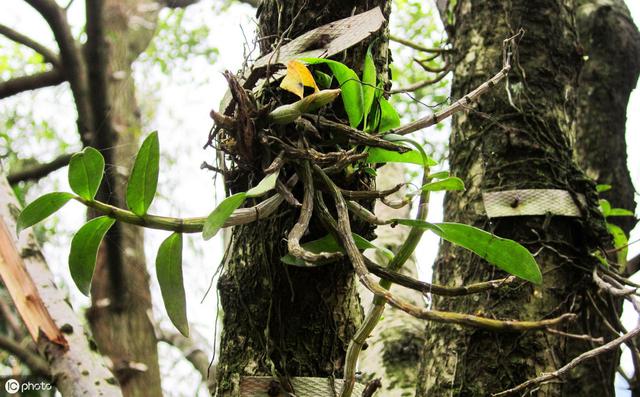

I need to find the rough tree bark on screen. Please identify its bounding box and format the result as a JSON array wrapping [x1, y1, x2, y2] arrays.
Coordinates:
[[85, 2, 163, 396], [215, 1, 390, 395], [417, 1, 618, 396], [574, 0, 640, 238]]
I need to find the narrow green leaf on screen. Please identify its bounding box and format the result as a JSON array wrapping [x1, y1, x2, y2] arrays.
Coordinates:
[[246, 170, 279, 198], [374, 97, 400, 133], [314, 70, 333, 89], [367, 147, 437, 166], [17, 192, 74, 233], [434, 222, 542, 284], [302, 58, 363, 127], [393, 219, 443, 234], [69, 216, 115, 295], [608, 208, 635, 217], [281, 233, 392, 266], [599, 199, 611, 217], [429, 171, 450, 179], [362, 48, 377, 124], [202, 193, 246, 240], [126, 131, 160, 216], [68, 147, 105, 200], [596, 184, 612, 193], [420, 177, 465, 192], [607, 222, 628, 265], [156, 233, 189, 337]]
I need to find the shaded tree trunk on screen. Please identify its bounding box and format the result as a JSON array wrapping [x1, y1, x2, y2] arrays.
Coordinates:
[[215, 1, 390, 395], [574, 0, 640, 238], [86, 2, 163, 396], [417, 1, 617, 395]]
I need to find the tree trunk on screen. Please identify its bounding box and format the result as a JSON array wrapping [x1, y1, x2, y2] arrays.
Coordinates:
[[574, 0, 640, 238], [215, 1, 390, 395], [417, 1, 617, 396], [357, 163, 425, 396], [86, 2, 163, 396]]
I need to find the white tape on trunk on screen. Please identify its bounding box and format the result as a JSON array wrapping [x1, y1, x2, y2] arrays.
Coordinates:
[[240, 376, 365, 396], [482, 189, 585, 218]]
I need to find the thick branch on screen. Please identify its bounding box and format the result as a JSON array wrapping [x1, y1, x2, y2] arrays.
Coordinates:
[[0, 69, 64, 99], [7, 153, 72, 184], [0, 23, 60, 66], [25, 0, 94, 144], [0, 334, 50, 376]]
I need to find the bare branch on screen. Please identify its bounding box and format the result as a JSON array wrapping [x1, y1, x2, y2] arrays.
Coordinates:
[[7, 153, 72, 185], [0, 23, 60, 66], [389, 35, 450, 53], [389, 68, 450, 94], [161, 0, 201, 7], [0, 69, 64, 99], [0, 334, 50, 376], [24, 0, 94, 144]]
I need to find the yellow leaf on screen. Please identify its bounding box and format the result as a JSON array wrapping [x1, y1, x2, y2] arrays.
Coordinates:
[[280, 60, 319, 99]]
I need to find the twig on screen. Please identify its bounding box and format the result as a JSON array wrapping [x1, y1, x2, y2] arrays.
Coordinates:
[[0, 23, 60, 66], [389, 68, 450, 94], [0, 334, 50, 376], [7, 153, 72, 184], [492, 324, 640, 396], [340, 184, 404, 200], [545, 328, 604, 344], [389, 35, 450, 53]]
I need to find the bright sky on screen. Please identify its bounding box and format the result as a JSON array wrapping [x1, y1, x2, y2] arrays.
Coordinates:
[[1, 1, 639, 396]]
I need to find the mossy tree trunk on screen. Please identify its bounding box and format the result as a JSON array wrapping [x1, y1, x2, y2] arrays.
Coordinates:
[[215, 1, 391, 395], [417, 1, 618, 396]]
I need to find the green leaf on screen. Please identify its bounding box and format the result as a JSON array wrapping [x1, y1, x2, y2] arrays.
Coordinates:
[[372, 97, 400, 133], [69, 216, 115, 295], [599, 199, 611, 217], [429, 171, 450, 179], [395, 220, 542, 284], [314, 70, 333, 89], [362, 48, 377, 124], [156, 233, 189, 337], [202, 193, 246, 240], [68, 147, 105, 200], [435, 223, 542, 284], [246, 170, 279, 198], [419, 177, 465, 192], [367, 147, 437, 166], [281, 233, 392, 266], [17, 192, 74, 233], [596, 184, 612, 193], [126, 131, 160, 216], [607, 222, 628, 265], [608, 208, 635, 217], [302, 58, 363, 127]]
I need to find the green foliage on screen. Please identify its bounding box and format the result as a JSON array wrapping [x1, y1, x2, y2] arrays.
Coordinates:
[[126, 131, 160, 216], [362, 48, 377, 126], [281, 233, 393, 266], [156, 233, 189, 337], [16, 192, 74, 233], [395, 220, 542, 284], [419, 177, 465, 192], [598, 196, 634, 266], [366, 147, 437, 166], [68, 147, 105, 200], [69, 216, 116, 296], [202, 170, 279, 240]]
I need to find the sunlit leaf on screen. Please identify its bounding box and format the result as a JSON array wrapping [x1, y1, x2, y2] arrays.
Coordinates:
[[599, 199, 611, 217], [362, 48, 377, 124], [280, 60, 319, 98], [607, 222, 628, 265], [126, 131, 160, 216], [246, 170, 279, 198], [314, 70, 333, 89], [608, 208, 634, 217], [367, 147, 437, 166], [156, 233, 189, 337], [202, 193, 246, 241], [419, 177, 465, 192], [302, 58, 363, 127], [596, 184, 612, 193], [17, 192, 74, 233], [368, 97, 400, 133], [69, 216, 115, 295], [429, 171, 450, 179], [68, 147, 105, 200]]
